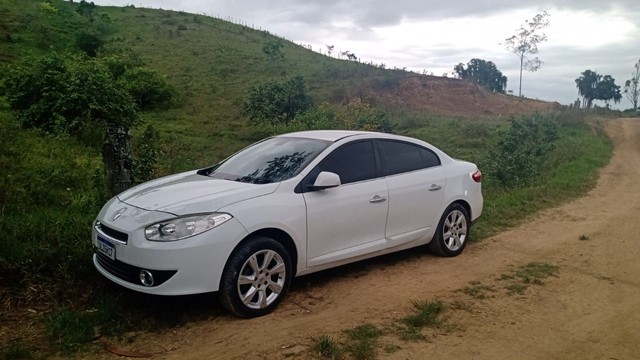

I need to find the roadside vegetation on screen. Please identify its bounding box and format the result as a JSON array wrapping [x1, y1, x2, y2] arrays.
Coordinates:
[[308, 261, 560, 359], [311, 300, 449, 359], [0, 1, 614, 358]]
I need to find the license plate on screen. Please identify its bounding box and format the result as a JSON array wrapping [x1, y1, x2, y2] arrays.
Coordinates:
[[96, 236, 116, 261]]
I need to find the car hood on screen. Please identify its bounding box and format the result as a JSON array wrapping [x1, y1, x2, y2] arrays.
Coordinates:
[[117, 171, 279, 215]]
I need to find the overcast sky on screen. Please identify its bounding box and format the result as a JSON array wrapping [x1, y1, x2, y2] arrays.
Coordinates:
[[93, 0, 640, 108]]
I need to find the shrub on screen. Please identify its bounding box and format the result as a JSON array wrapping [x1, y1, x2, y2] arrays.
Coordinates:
[[75, 31, 104, 57], [0, 53, 138, 134], [343, 98, 393, 133], [121, 67, 177, 110], [262, 39, 284, 60], [484, 113, 558, 187], [295, 102, 340, 129], [243, 75, 313, 126]]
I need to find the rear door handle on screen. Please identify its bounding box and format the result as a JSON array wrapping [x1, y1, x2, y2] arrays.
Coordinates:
[[428, 184, 442, 191], [369, 195, 387, 203]]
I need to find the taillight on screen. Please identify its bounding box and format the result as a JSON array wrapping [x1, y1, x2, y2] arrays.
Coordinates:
[[471, 170, 482, 183]]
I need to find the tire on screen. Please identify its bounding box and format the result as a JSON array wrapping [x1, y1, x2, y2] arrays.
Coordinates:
[[428, 203, 470, 257], [218, 237, 292, 318]]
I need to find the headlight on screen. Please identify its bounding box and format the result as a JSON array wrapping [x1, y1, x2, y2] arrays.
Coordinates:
[[144, 213, 232, 241]]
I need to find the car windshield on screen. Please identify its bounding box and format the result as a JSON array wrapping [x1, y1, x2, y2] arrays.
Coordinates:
[[206, 137, 330, 184]]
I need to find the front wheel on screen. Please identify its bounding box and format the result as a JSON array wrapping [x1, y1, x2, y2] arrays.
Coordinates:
[[428, 203, 470, 257], [218, 237, 292, 318]]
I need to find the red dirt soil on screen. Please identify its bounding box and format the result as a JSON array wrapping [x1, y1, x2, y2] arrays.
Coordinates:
[[395, 76, 559, 116]]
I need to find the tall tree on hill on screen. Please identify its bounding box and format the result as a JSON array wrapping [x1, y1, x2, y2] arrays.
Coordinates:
[[575, 70, 622, 109], [504, 11, 550, 97], [624, 59, 640, 111], [596, 75, 622, 108], [454, 58, 508, 93], [575, 70, 599, 109]]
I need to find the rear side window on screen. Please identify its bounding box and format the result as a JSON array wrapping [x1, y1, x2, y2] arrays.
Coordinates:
[[316, 140, 377, 184], [379, 140, 441, 176]]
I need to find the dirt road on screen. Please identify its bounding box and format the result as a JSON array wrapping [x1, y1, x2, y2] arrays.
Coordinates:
[[95, 119, 640, 360]]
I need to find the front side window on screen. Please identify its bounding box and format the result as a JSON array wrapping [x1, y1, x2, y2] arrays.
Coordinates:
[[315, 140, 377, 184], [379, 140, 441, 176], [207, 137, 330, 184]]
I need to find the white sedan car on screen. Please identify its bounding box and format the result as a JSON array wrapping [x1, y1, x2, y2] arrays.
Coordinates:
[[93, 130, 483, 317]]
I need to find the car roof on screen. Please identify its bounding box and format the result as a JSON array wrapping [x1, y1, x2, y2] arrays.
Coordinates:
[[277, 130, 381, 142]]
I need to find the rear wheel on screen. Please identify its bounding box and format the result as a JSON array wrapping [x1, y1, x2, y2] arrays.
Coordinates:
[[428, 203, 470, 257], [218, 237, 292, 318]]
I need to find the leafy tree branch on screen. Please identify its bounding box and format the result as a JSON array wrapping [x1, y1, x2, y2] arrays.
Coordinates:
[[504, 11, 550, 97]]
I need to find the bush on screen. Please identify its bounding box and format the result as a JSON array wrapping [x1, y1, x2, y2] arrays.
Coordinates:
[[0, 53, 138, 133], [295, 102, 340, 129], [243, 75, 313, 126], [483, 113, 558, 187], [343, 98, 393, 133], [121, 67, 177, 110], [74, 31, 104, 57], [262, 40, 284, 60]]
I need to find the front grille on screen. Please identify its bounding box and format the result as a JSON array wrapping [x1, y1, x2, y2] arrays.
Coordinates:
[[96, 222, 128, 243], [95, 252, 177, 287]]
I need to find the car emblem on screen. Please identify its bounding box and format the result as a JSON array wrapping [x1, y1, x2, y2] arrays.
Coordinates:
[[112, 207, 128, 221]]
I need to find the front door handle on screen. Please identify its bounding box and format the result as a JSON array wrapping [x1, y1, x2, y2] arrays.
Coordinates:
[[428, 184, 442, 191], [369, 195, 387, 203]]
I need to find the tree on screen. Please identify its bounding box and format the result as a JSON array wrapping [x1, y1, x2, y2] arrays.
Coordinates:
[[1, 53, 175, 195], [595, 75, 622, 108], [243, 75, 313, 126], [454, 58, 508, 93], [75, 0, 96, 22], [624, 59, 640, 110], [575, 70, 600, 109], [504, 11, 550, 97], [575, 70, 621, 109]]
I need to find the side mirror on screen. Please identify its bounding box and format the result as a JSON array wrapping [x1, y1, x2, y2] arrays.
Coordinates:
[[309, 171, 341, 191]]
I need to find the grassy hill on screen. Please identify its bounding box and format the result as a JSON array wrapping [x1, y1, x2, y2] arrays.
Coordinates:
[[1, 0, 556, 167], [0, 1, 611, 358]]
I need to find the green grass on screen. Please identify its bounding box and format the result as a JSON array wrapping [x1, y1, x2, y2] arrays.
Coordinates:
[[460, 281, 496, 299], [343, 324, 382, 360], [513, 262, 559, 284], [395, 300, 448, 341], [505, 283, 528, 295], [472, 116, 612, 240], [310, 301, 448, 358], [402, 300, 446, 329], [41, 291, 129, 354], [45, 308, 95, 354], [312, 334, 342, 359], [500, 262, 560, 295], [2, 341, 32, 360]]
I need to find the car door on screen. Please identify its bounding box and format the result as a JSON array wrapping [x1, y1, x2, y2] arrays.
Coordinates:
[[378, 139, 446, 247], [302, 140, 389, 267]]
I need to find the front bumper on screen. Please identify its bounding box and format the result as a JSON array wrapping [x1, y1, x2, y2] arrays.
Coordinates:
[[92, 208, 248, 296]]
